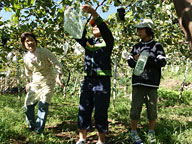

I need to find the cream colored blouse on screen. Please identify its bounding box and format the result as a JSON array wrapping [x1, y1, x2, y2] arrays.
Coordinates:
[[23, 47, 62, 106]]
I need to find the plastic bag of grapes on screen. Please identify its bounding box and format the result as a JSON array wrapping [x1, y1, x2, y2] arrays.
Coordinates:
[[64, 6, 87, 39]]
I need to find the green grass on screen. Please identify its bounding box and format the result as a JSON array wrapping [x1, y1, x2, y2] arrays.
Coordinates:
[[0, 66, 192, 143], [0, 94, 79, 144], [0, 88, 192, 144]]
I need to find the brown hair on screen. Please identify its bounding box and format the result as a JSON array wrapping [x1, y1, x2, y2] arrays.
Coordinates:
[[145, 27, 154, 38], [21, 32, 37, 48]]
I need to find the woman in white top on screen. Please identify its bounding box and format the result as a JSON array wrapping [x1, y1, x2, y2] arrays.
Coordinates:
[[21, 32, 63, 133]]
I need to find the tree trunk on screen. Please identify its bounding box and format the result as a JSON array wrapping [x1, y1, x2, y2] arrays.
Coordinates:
[[173, 0, 192, 50]]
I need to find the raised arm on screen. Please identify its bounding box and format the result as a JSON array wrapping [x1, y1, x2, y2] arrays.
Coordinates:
[[82, 5, 114, 48]]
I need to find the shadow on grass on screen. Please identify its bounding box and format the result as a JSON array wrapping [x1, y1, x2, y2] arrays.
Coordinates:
[[47, 120, 77, 133], [0, 129, 27, 144]]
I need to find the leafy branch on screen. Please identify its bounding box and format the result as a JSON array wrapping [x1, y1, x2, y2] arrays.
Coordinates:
[[85, 0, 107, 26]]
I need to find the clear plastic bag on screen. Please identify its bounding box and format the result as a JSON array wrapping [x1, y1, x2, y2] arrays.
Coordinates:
[[64, 6, 87, 39], [74, 42, 84, 55], [122, 49, 129, 59], [134, 51, 149, 76], [62, 42, 69, 56]]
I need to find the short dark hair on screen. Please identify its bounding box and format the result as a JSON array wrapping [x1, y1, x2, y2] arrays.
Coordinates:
[[21, 32, 37, 48], [145, 27, 154, 38]]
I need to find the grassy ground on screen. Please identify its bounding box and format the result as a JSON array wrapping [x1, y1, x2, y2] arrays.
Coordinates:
[[0, 87, 192, 144], [0, 64, 192, 143]]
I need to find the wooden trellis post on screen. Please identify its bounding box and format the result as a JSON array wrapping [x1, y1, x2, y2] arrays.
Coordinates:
[[179, 58, 190, 99], [112, 55, 117, 109]]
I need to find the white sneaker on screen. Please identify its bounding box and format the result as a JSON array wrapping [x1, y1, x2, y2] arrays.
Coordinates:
[[130, 132, 143, 144], [148, 132, 156, 144], [76, 139, 86, 144]]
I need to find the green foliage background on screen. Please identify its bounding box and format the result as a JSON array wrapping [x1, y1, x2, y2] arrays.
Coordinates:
[[0, 1, 192, 143], [0, 0, 191, 84]]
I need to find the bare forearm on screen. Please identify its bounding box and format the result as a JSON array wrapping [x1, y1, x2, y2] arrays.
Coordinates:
[[90, 9, 98, 19], [82, 5, 99, 19]]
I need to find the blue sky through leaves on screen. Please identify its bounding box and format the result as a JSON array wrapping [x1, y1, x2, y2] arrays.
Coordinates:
[[0, 0, 116, 21]]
